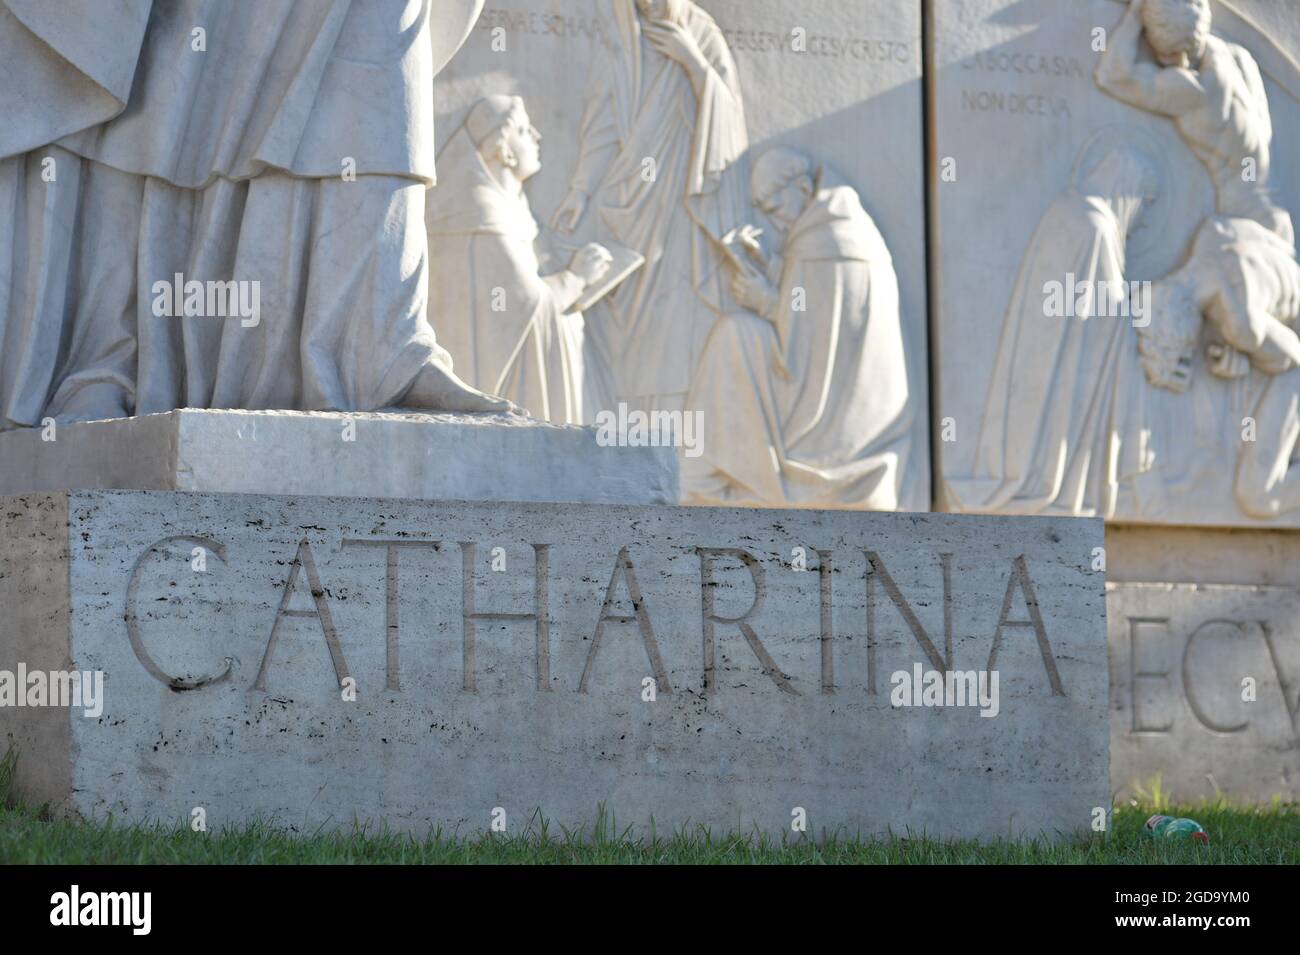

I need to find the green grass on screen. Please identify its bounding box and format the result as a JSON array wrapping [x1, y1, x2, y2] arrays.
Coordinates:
[[1, 751, 1294, 864]]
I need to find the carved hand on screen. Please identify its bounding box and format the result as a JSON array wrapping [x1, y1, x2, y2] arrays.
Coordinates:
[[735, 224, 767, 266], [571, 243, 614, 286], [643, 20, 708, 75], [1207, 342, 1252, 379], [731, 261, 778, 316], [551, 189, 588, 234]]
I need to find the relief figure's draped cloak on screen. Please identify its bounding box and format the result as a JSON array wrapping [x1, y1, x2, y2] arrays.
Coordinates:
[[568, 0, 751, 401], [947, 150, 1153, 517], [685, 181, 913, 508], [427, 125, 593, 424]]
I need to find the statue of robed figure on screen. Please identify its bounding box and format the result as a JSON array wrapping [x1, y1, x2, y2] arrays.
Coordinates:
[[0, 0, 512, 428]]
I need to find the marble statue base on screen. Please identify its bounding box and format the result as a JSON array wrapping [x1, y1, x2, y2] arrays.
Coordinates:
[[0, 490, 1108, 840], [0, 409, 678, 506], [1106, 526, 1300, 803]]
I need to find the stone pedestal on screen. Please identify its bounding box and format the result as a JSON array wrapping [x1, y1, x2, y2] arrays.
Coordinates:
[[1106, 526, 1300, 802], [1, 490, 1108, 840], [0, 410, 678, 506], [927, 0, 1300, 807]]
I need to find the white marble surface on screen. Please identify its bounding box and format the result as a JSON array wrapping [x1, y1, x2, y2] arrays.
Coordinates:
[[934, 0, 1300, 527], [437, 0, 931, 510], [1, 490, 1107, 838], [0, 0, 516, 426], [0, 409, 678, 506]]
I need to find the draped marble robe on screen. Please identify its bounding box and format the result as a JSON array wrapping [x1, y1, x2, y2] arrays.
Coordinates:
[[946, 145, 1155, 517], [566, 0, 751, 409], [427, 123, 591, 424], [0, 0, 483, 426], [683, 178, 913, 509]]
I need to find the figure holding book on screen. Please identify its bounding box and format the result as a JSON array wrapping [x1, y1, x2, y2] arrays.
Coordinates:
[[429, 96, 619, 424], [684, 149, 913, 508]]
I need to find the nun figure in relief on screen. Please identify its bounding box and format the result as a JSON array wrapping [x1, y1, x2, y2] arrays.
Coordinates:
[[947, 136, 1161, 517], [427, 96, 613, 424]]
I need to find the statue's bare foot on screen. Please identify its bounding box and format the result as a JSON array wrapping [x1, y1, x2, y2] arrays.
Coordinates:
[[400, 362, 525, 415]]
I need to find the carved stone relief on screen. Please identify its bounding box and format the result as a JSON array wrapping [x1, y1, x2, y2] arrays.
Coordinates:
[[436, 0, 930, 509], [936, 0, 1300, 526]]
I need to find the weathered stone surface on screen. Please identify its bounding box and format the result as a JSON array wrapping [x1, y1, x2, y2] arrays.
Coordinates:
[[1108, 583, 1299, 802], [441, 0, 931, 509], [1106, 525, 1300, 802], [934, 0, 1300, 527], [0, 410, 678, 506], [1, 490, 1106, 839]]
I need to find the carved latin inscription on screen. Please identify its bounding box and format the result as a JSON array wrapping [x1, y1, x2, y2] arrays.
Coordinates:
[[124, 537, 1072, 700], [1118, 601, 1300, 738], [579, 547, 672, 694], [697, 548, 795, 696], [254, 540, 352, 692]]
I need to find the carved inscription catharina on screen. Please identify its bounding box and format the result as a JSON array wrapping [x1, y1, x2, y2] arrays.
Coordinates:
[[124, 536, 1068, 699]]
